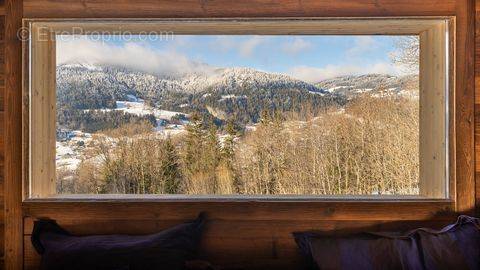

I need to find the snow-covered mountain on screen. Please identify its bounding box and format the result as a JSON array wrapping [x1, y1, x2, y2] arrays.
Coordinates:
[[316, 74, 418, 98], [57, 63, 326, 98], [56, 63, 417, 129], [58, 64, 417, 104], [57, 63, 343, 128]]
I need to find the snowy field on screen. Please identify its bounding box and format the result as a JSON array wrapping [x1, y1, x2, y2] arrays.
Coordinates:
[[59, 97, 190, 171]]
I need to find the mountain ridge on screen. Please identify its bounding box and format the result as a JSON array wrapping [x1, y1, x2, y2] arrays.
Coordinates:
[[56, 64, 416, 129], [57, 63, 327, 97]]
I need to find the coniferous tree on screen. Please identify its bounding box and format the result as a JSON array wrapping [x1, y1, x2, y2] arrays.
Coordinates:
[[161, 137, 181, 194], [223, 120, 237, 160], [221, 119, 240, 193], [205, 120, 221, 193], [183, 112, 204, 176]]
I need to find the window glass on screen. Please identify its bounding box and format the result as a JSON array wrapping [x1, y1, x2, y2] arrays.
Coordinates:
[[54, 34, 421, 196]]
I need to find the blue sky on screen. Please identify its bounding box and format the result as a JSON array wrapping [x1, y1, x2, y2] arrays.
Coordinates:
[[164, 35, 396, 73], [57, 35, 410, 83]]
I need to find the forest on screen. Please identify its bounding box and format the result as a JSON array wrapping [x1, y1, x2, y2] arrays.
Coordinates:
[[56, 36, 420, 196], [57, 91, 419, 196]]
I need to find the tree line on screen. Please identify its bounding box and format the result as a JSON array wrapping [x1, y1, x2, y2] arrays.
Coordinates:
[[57, 94, 419, 196], [57, 109, 157, 133]]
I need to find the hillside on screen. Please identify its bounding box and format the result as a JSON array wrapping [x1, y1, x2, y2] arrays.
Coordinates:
[[57, 64, 328, 107], [316, 74, 419, 99], [57, 64, 339, 127], [56, 64, 416, 132]]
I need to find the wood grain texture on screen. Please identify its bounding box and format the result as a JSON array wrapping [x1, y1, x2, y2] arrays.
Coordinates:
[[21, 200, 456, 269], [419, 21, 448, 198], [29, 26, 56, 198], [4, 0, 22, 268], [21, 200, 457, 269], [22, 218, 454, 270], [29, 18, 447, 35], [455, 0, 476, 213], [23, 0, 457, 18], [0, 9, 5, 267], [6, 0, 477, 269], [22, 200, 456, 221], [474, 0, 480, 213]]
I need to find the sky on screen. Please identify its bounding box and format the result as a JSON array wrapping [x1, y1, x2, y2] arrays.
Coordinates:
[[57, 34, 413, 83]]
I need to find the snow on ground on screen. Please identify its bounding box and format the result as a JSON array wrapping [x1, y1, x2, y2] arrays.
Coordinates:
[[354, 88, 373, 93], [155, 109, 184, 120], [160, 124, 187, 137], [371, 187, 419, 195], [113, 100, 187, 121], [58, 97, 190, 172], [57, 156, 82, 171], [219, 94, 248, 102], [56, 141, 82, 171], [56, 142, 75, 156], [308, 90, 325, 96], [56, 131, 95, 171], [245, 124, 257, 132], [88, 99, 187, 123], [326, 86, 347, 92], [61, 63, 103, 71]]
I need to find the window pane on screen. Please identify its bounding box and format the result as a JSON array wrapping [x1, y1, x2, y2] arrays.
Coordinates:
[[55, 34, 420, 196]]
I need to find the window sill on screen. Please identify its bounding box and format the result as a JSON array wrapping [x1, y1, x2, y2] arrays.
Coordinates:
[[23, 194, 453, 203]]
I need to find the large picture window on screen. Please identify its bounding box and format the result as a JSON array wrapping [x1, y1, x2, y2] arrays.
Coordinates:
[[24, 18, 452, 199]]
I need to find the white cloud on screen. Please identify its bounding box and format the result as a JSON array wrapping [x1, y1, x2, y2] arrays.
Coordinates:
[[282, 37, 312, 54], [56, 36, 406, 84], [238, 36, 268, 57], [214, 36, 237, 52], [170, 36, 192, 47], [287, 62, 404, 83], [346, 36, 378, 57], [211, 36, 270, 57], [56, 36, 213, 77]]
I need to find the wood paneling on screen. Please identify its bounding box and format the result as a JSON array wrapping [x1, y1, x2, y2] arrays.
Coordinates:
[[456, 0, 476, 213], [0, 0, 472, 269], [475, 0, 480, 212], [22, 200, 456, 221], [21, 218, 454, 270], [20, 200, 457, 269], [419, 21, 449, 198], [29, 18, 448, 35], [23, 0, 457, 18], [4, 0, 22, 268], [0, 4, 5, 268], [27, 17, 451, 200], [29, 25, 56, 198]]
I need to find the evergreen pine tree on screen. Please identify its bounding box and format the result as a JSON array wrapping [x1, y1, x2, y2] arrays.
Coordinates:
[[222, 119, 241, 193], [161, 137, 181, 194], [205, 120, 221, 193], [183, 111, 204, 176]]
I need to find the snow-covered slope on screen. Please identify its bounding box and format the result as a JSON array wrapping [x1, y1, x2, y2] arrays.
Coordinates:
[[179, 67, 324, 94], [57, 64, 326, 98], [316, 74, 418, 98]]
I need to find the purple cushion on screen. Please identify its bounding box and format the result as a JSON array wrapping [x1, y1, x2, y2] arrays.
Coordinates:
[[294, 231, 422, 270], [31, 213, 206, 270], [294, 215, 480, 270], [418, 215, 480, 270]]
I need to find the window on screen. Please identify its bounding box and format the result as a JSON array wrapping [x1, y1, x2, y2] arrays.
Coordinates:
[[24, 18, 452, 199]]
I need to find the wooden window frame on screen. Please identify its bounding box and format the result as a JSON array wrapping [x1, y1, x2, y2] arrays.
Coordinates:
[[23, 17, 455, 200]]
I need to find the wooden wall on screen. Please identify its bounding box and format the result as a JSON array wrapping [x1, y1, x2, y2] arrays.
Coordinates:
[[475, 0, 480, 210], [0, 0, 5, 268], [0, 0, 476, 269]]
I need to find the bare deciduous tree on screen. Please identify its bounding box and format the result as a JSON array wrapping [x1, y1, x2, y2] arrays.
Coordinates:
[[391, 36, 419, 72]]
